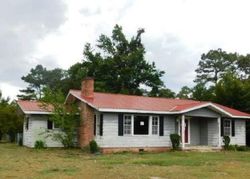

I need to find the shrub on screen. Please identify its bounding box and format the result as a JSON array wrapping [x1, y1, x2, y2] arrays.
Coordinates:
[[89, 140, 99, 153], [227, 144, 236, 151], [170, 133, 181, 150], [236, 146, 247, 151], [223, 136, 230, 150], [34, 140, 46, 149]]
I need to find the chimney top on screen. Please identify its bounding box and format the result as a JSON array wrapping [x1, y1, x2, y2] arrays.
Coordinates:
[[81, 77, 94, 98]]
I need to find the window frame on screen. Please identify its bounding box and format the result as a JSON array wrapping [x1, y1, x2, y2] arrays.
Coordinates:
[[47, 119, 53, 130], [151, 116, 159, 135], [223, 119, 231, 136], [122, 114, 160, 136], [133, 115, 150, 135], [47, 118, 60, 130], [123, 114, 132, 135]]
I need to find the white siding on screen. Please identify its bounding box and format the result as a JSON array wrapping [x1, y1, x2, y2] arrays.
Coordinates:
[[207, 118, 219, 146], [95, 113, 176, 148], [221, 119, 246, 146], [186, 108, 220, 118], [190, 119, 201, 145], [23, 116, 33, 147], [23, 114, 64, 148]]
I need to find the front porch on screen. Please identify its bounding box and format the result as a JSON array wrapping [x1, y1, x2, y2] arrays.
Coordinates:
[[177, 114, 222, 150]]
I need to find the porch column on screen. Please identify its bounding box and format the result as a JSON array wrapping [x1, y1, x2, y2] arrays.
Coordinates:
[[217, 117, 221, 147], [181, 114, 185, 149]]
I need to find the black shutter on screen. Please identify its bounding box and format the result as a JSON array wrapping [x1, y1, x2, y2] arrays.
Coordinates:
[[100, 114, 103, 136], [118, 113, 124, 136], [232, 119, 235, 136], [94, 115, 96, 136], [47, 120, 53, 130], [159, 116, 164, 136], [221, 118, 224, 136]]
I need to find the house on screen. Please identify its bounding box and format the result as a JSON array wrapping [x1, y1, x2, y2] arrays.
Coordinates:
[[17, 78, 250, 152], [17, 100, 63, 147]]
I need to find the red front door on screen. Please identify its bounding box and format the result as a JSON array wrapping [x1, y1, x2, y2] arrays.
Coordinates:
[[185, 119, 189, 143]]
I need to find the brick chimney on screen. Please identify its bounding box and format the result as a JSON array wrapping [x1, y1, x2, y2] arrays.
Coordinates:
[[81, 77, 94, 98], [79, 77, 95, 148]]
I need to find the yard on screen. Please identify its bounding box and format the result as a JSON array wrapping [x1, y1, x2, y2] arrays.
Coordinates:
[[1, 144, 250, 178]]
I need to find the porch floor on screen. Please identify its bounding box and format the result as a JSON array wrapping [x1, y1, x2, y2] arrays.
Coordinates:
[[183, 146, 222, 152]]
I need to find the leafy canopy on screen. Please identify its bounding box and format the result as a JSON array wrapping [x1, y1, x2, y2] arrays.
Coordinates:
[[195, 48, 237, 84], [18, 65, 67, 100], [0, 91, 22, 141], [41, 88, 79, 148], [71, 24, 165, 95]]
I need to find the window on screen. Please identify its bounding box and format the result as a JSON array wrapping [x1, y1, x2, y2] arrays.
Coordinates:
[[152, 116, 159, 135], [96, 115, 101, 135], [25, 117, 29, 130], [47, 120, 53, 130], [134, 115, 149, 135], [53, 122, 59, 129], [224, 119, 231, 136], [124, 115, 132, 135]]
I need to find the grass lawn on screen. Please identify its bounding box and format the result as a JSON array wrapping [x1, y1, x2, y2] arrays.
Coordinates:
[[1, 144, 250, 178]]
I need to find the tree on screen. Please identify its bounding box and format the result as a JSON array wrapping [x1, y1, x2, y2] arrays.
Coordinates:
[[17, 87, 36, 100], [66, 63, 88, 91], [149, 87, 176, 98], [195, 49, 237, 85], [237, 55, 250, 79], [20, 65, 47, 99], [214, 73, 250, 112], [177, 86, 192, 99], [19, 65, 67, 99], [79, 24, 165, 95], [41, 88, 79, 148], [191, 83, 215, 101], [0, 92, 22, 141]]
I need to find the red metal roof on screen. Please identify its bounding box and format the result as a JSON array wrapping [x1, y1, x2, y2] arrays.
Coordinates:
[[17, 100, 53, 113], [17, 90, 250, 118], [213, 103, 250, 117], [68, 90, 250, 118]]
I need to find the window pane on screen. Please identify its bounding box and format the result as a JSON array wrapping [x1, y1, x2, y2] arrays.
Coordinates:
[[124, 115, 132, 135], [224, 120, 231, 136], [134, 115, 149, 135], [47, 120, 53, 130], [152, 116, 159, 135]]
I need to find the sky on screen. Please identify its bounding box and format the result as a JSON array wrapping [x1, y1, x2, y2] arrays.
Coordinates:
[[1, 0, 250, 100]]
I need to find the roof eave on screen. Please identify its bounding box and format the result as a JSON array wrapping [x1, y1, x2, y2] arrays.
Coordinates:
[[65, 91, 99, 110], [23, 111, 52, 115]]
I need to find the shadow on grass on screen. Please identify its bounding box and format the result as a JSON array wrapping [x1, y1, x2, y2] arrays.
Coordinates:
[[39, 167, 80, 176]]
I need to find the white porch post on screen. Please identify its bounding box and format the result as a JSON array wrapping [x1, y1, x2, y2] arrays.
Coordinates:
[[181, 114, 185, 149], [218, 117, 221, 147]]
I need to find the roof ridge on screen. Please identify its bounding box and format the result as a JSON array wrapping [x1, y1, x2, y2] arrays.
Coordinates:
[[69, 89, 198, 102]]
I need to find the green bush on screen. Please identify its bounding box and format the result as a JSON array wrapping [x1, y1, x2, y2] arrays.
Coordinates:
[[227, 144, 236, 151], [170, 133, 181, 150], [236, 146, 247, 151], [34, 140, 46, 149], [223, 136, 230, 150], [89, 140, 99, 153]]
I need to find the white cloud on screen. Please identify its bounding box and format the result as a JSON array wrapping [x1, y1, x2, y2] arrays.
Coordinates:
[[2, 0, 250, 99], [0, 83, 21, 100]]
